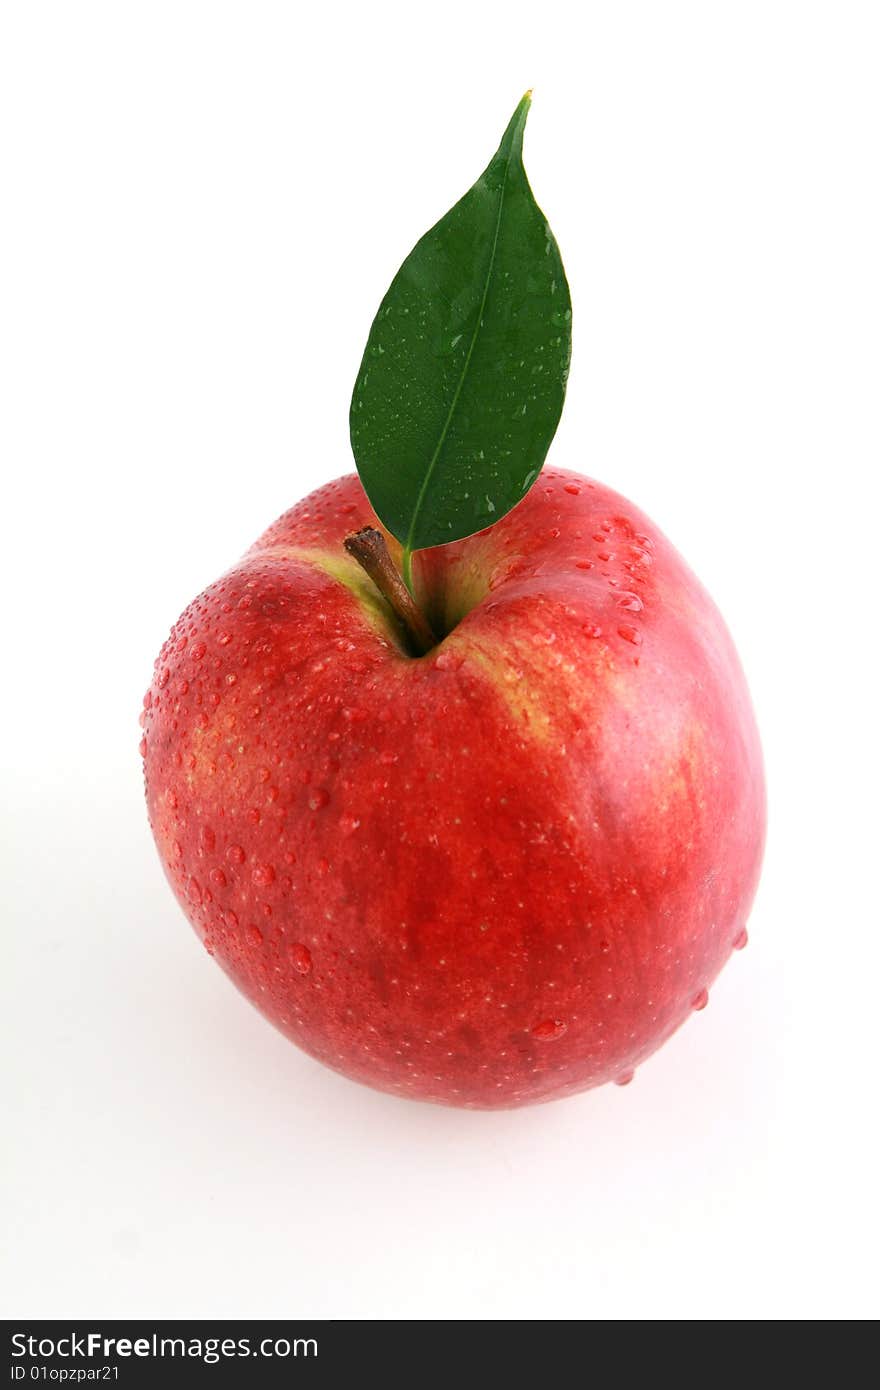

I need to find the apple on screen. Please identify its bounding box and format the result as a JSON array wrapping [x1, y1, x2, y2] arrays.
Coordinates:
[[141, 466, 765, 1108]]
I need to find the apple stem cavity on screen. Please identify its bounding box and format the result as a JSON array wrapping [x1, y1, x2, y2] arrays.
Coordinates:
[[344, 527, 437, 656]]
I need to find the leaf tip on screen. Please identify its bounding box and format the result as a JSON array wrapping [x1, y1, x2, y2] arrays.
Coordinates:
[[499, 90, 533, 159]]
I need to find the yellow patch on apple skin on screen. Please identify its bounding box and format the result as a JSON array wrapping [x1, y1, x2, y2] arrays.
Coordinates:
[[255, 544, 408, 651], [465, 643, 554, 742], [460, 634, 616, 747]]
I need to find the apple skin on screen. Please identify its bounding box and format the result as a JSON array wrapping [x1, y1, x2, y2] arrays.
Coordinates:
[[141, 468, 765, 1108]]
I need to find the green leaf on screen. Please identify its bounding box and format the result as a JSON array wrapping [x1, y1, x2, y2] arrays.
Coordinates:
[[350, 93, 571, 575]]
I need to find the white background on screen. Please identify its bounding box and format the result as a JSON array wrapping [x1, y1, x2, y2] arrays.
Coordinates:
[[2, 1, 878, 1321]]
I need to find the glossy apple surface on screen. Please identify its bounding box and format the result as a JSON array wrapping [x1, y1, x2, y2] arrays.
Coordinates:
[[142, 468, 765, 1107]]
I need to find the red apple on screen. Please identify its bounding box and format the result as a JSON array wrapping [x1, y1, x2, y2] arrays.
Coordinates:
[[141, 467, 765, 1107]]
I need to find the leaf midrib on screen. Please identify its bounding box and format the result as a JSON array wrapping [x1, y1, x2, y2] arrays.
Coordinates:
[[403, 157, 514, 558]]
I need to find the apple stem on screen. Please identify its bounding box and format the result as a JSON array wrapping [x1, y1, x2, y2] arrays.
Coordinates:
[[343, 527, 437, 656]]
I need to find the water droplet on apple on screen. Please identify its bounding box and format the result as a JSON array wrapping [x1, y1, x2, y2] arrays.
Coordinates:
[[563, 483, 580, 495], [733, 928, 749, 950], [309, 789, 330, 811], [201, 825, 216, 851], [575, 559, 594, 570], [582, 624, 603, 639], [210, 867, 227, 889], [247, 925, 264, 946], [691, 988, 709, 1011], [434, 650, 463, 672], [339, 815, 361, 834], [252, 863, 276, 888], [617, 593, 644, 613], [189, 641, 207, 660], [618, 625, 642, 646], [138, 737, 147, 758], [531, 1019, 567, 1041], [614, 1070, 635, 1086], [224, 909, 238, 928], [289, 943, 312, 975], [629, 546, 653, 568], [187, 877, 203, 905], [227, 844, 246, 864]]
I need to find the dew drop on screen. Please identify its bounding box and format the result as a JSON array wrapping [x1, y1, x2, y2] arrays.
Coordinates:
[[618, 625, 643, 646], [733, 928, 749, 951], [227, 844, 246, 865], [340, 815, 361, 834], [575, 559, 594, 571], [189, 641, 206, 660], [582, 624, 603, 639], [142, 690, 153, 710], [218, 631, 232, 646], [434, 650, 463, 672], [138, 737, 147, 758], [563, 483, 580, 496], [531, 1019, 567, 1041], [210, 867, 227, 889], [614, 1070, 635, 1087], [309, 788, 330, 811], [187, 877, 203, 905], [692, 988, 709, 1011], [290, 943, 312, 975], [252, 863, 276, 888], [200, 826, 216, 851], [617, 593, 644, 613], [224, 909, 238, 929], [247, 925, 264, 946], [629, 547, 653, 568]]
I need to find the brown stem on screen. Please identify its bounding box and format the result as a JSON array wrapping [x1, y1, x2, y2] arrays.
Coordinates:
[[343, 528, 436, 656]]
